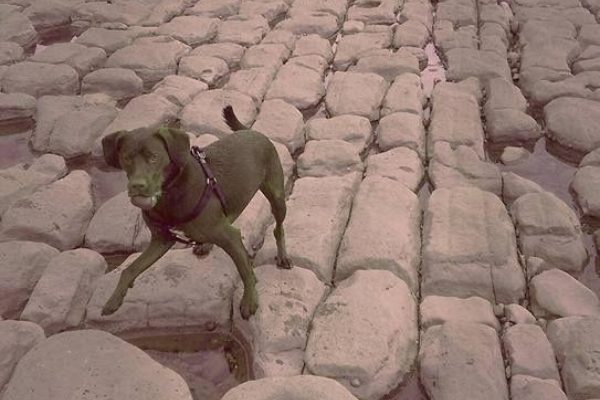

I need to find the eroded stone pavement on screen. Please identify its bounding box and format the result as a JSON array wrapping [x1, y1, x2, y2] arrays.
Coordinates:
[[1, 0, 600, 399]]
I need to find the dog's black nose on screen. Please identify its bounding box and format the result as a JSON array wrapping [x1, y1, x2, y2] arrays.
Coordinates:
[[128, 179, 147, 192]]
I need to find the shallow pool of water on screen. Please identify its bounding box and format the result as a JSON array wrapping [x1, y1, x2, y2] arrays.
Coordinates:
[[125, 331, 251, 400]]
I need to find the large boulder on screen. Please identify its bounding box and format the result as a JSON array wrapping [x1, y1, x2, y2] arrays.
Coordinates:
[[305, 270, 418, 400], [1, 329, 193, 400]]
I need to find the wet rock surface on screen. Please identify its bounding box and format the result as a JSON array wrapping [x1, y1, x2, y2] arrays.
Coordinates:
[[2, 1, 600, 400]]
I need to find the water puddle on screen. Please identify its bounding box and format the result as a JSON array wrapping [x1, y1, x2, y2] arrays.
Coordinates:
[[125, 331, 251, 400], [384, 372, 429, 400], [0, 131, 36, 169], [490, 138, 600, 296]]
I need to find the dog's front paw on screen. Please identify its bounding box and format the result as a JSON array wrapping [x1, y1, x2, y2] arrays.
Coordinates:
[[276, 255, 292, 269], [240, 292, 258, 320], [101, 289, 127, 316], [193, 243, 213, 257]]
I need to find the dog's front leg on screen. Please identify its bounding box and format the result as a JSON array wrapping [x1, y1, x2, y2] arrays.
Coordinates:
[[102, 236, 174, 316]]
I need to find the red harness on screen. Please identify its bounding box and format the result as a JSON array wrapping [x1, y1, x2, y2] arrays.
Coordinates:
[[143, 146, 227, 245]]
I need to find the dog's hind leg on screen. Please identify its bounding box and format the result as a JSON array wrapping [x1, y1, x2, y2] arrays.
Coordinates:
[[260, 154, 291, 269], [212, 224, 259, 319]]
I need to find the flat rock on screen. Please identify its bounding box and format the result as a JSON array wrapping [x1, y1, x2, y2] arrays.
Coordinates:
[[429, 82, 485, 158], [510, 192, 588, 275], [398, 1, 433, 30], [336, 176, 421, 291], [265, 63, 325, 109], [347, 0, 398, 25], [239, 1, 288, 24], [421, 295, 500, 331], [544, 97, 600, 159], [1, 61, 79, 97], [0, 92, 35, 123], [225, 67, 277, 106], [105, 39, 191, 88], [297, 140, 363, 178], [510, 375, 568, 400], [0, 241, 59, 319], [221, 375, 359, 400], [547, 316, 600, 399], [429, 142, 502, 196], [251, 99, 304, 153], [0, 153, 67, 215], [502, 172, 545, 205], [0, 41, 24, 65], [501, 146, 530, 165], [33, 97, 117, 158], [82, 68, 144, 100], [325, 71, 389, 121], [366, 147, 424, 192], [349, 50, 420, 82], [189, 42, 245, 68], [152, 74, 207, 107], [292, 34, 333, 62], [84, 191, 150, 254], [240, 43, 290, 70], [0, 320, 45, 390], [0, 9, 37, 49], [74, 27, 135, 54], [305, 115, 372, 153], [333, 28, 393, 71], [20, 249, 106, 334], [305, 269, 418, 400], [381, 72, 426, 117], [178, 55, 229, 86], [420, 323, 509, 400], [155, 15, 219, 46], [393, 20, 430, 48], [434, 21, 478, 53], [275, 14, 340, 39], [185, 0, 240, 18], [93, 93, 179, 157], [572, 165, 600, 218], [216, 16, 269, 46], [2, 329, 193, 400], [504, 323, 561, 382], [446, 48, 511, 82], [530, 268, 600, 318], [72, 1, 152, 27], [486, 109, 541, 143], [261, 29, 297, 51], [422, 186, 525, 303], [254, 173, 360, 281], [377, 111, 425, 158], [232, 265, 326, 377], [30, 42, 107, 76], [86, 248, 238, 333], [485, 77, 528, 114], [181, 89, 256, 137], [0, 171, 94, 251], [505, 303, 537, 325]]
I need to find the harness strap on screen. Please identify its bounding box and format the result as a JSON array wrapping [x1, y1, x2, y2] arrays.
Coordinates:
[[143, 146, 228, 246]]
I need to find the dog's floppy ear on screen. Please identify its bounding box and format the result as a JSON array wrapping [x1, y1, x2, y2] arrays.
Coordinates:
[[156, 127, 190, 168], [102, 130, 125, 169]]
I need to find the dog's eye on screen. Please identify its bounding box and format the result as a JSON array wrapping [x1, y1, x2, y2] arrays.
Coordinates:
[[148, 153, 158, 163]]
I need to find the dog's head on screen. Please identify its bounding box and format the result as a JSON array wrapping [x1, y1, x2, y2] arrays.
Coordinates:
[[102, 126, 190, 210]]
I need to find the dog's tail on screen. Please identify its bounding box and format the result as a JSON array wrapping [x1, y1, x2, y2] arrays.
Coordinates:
[[223, 105, 248, 131]]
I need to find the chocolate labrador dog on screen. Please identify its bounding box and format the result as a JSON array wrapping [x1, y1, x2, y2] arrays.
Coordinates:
[[100, 106, 291, 319]]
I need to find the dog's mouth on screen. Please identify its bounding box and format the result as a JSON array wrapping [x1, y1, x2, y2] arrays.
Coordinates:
[[129, 193, 160, 210]]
